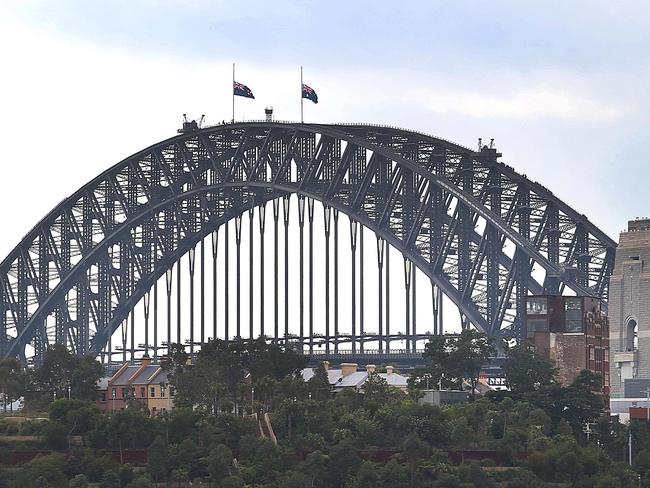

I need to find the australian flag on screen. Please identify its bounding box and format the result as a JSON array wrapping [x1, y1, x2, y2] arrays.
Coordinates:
[[234, 81, 255, 99], [302, 84, 318, 104]]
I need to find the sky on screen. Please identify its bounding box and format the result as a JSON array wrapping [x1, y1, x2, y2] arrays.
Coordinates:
[[0, 1, 648, 341]]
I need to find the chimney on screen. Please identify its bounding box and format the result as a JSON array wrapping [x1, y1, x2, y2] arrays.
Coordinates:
[[366, 364, 376, 374], [140, 354, 152, 367], [265, 106, 274, 122], [386, 365, 394, 376], [321, 360, 330, 371], [341, 363, 358, 377]]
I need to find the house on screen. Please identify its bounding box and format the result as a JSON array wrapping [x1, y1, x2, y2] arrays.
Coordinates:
[[97, 355, 174, 415], [301, 362, 409, 392]]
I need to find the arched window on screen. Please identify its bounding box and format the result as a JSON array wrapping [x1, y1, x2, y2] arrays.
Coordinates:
[[626, 318, 638, 351]]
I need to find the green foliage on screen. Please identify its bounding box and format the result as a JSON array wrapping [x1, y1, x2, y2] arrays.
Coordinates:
[[205, 443, 233, 481], [25, 345, 103, 409], [99, 470, 120, 488], [70, 356, 103, 401], [0, 358, 27, 412], [502, 343, 556, 394], [68, 474, 89, 488], [169, 338, 307, 414], [423, 330, 495, 396], [1, 337, 635, 487], [126, 476, 152, 488], [9, 453, 67, 488], [146, 435, 168, 482]]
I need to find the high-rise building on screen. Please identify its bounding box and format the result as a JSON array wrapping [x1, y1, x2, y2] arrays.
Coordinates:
[[610, 219, 650, 398], [525, 295, 609, 402]]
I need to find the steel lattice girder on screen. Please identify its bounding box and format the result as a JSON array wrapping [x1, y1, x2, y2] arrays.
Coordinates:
[[0, 122, 617, 362]]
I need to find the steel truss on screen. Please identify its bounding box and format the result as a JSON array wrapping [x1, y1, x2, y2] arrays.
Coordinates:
[[0, 122, 616, 363]]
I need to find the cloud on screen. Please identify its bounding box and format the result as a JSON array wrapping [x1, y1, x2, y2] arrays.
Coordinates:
[[405, 86, 623, 122]]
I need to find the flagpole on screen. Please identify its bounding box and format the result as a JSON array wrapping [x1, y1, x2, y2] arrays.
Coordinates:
[[232, 63, 235, 123], [300, 65, 304, 124]]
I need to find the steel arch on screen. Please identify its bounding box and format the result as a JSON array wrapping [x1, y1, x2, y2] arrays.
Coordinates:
[[0, 122, 616, 362]]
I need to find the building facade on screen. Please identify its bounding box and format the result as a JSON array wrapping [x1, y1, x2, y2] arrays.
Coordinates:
[[610, 219, 650, 398], [525, 295, 609, 401], [97, 356, 174, 415]]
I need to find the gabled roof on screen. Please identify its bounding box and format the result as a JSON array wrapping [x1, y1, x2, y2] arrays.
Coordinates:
[[334, 371, 368, 388], [300, 368, 409, 389], [379, 372, 408, 388], [301, 368, 345, 385], [130, 365, 162, 385], [110, 365, 141, 386]]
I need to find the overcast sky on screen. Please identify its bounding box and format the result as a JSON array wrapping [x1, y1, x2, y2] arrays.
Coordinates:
[[0, 0, 648, 255]]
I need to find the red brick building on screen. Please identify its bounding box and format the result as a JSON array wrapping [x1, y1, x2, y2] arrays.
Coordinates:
[[525, 295, 610, 402], [97, 355, 174, 415]]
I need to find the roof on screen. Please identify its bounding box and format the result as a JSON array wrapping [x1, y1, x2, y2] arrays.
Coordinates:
[[130, 365, 162, 385], [301, 368, 408, 389], [379, 372, 408, 388], [301, 368, 345, 385], [110, 365, 141, 386], [334, 371, 368, 388], [610, 398, 650, 414]]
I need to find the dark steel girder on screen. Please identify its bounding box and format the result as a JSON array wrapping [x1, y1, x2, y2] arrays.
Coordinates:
[[0, 122, 616, 362]]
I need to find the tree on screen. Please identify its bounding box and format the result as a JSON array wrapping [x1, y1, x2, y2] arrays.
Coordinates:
[[0, 358, 26, 412], [35, 344, 75, 399], [147, 435, 168, 484], [298, 450, 328, 488], [10, 453, 68, 487], [70, 356, 103, 401], [127, 477, 153, 488], [422, 335, 458, 389], [69, 474, 89, 488], [205, 444, 233, 483], [502, 344, 556, 394], [423, 330, 495, 397], [99, 470, 121, 488], [402, 432, 430, 481], [307, 363, 331, 402]]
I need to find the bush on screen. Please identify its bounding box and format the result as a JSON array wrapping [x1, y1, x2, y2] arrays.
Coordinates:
[[126, 476, 152, 488], [99, 470, 120, 488], [69, 474, 89, 488]]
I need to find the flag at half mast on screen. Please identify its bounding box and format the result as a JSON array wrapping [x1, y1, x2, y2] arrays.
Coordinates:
[[234, 81, 255, 99], [302, 84, 318, 104]]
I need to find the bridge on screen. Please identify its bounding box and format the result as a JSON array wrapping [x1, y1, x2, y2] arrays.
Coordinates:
[[0, 121, 617, 365]]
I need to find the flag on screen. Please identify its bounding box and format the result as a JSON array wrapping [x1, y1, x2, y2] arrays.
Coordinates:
[[302, 84, 318, 104], [234, 81, 255, 99]]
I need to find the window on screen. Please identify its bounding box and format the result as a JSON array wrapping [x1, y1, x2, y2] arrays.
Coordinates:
[[102, 393, 106, 402], [121, 388, 128, 398], [150, 387, 156, 398], [527, 297, 547, 315], [161, 385, 166, 398], [170, 387, 175, 397], [627, 319, 638, 351], [589, 347, 595, 360], [565, 298, 583, 332], [140, 387, 145, 398], [527, 318, 548, 337], [111, 388, 116, 398], [604, 373, 610, 387]]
